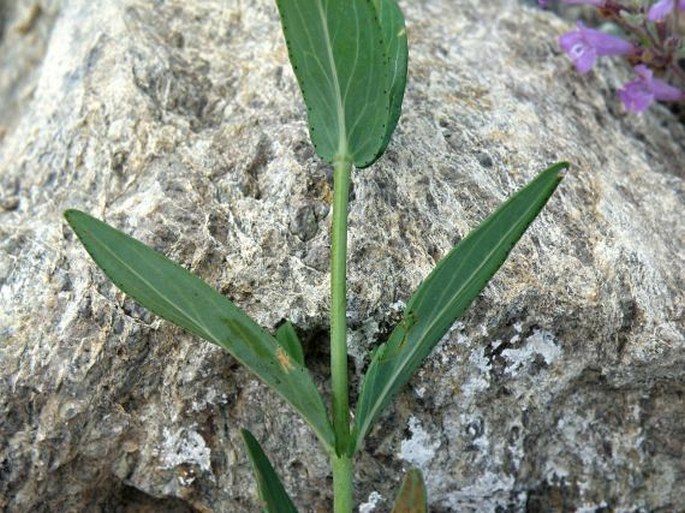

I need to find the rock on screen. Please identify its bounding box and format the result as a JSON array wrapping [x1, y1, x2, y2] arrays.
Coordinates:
[[1, 0, 683, 511]]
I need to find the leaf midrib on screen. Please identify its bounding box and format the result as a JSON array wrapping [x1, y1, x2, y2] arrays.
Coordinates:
[[77, 216, 336, 451], [85, 225, 217, 342], [356, 193, 545, 442], [315, 0, 349, 160]]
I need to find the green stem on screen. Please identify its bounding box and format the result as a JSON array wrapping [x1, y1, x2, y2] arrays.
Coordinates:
[[330, 157, 353, 512], [332, 454, 354, 513], [331, 157, 352, 451]]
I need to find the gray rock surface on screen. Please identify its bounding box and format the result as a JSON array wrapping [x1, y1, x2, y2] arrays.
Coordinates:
[[1, 0, 683, 511]]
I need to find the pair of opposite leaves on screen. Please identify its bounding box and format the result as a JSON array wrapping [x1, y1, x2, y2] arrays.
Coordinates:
[[64, 163, 566, 458], [64, 161, 566, 483]]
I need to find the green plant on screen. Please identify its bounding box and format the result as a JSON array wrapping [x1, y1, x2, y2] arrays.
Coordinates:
[[64, 1, 568, 511]]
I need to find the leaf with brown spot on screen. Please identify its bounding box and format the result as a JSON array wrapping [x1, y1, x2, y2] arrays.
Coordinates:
[[391, 468, 427, 513]]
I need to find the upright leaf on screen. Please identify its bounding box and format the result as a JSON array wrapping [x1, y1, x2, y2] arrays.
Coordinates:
[[391, 468, 428, 513], [64, 210, 335, 452], [276, 0, 402, 167], [241, 429, 300, 513], [370, 0, 408, 166], [276, 321, 305, 367], [353, 162, 569, 451]]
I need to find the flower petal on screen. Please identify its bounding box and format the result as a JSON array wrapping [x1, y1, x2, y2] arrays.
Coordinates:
[[648, 0, 675, 22], [618, 81, 654, 113], [580, 27, 634, 56], [650, 78, 685, 102], [560, 30, 597, 73]]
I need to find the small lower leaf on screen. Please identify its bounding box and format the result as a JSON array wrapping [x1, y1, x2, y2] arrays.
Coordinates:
[[391, 468, 427, 513], [276, 321, 305, 367], [241, 429, 300, 513]]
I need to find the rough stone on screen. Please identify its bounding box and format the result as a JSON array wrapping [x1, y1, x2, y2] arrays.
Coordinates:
[[1, 0, 683, 511]]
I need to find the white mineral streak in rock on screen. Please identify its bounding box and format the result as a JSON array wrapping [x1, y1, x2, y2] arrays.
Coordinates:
[[190, 388, 228, 413], [439, 471, 516, 512], [159, 427, 212, 474]]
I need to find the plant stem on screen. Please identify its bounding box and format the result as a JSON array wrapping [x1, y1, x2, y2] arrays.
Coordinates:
[[331, 156, 353, 512], [332, 454, 354, 513], [331, 157, 352, 449]]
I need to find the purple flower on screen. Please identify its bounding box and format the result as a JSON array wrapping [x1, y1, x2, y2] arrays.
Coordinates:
[[647, 0, 685, 22], [559, 22, 635, 74], [617, 65, 685, 112]]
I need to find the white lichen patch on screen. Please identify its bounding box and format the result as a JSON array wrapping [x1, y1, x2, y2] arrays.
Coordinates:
[[507, 424, 525, 472], [576, 501, 608, 513], [159, 427, 212, 474], [399, 416, 441, 469], [501, 329, 561, 376], [461, 346, 492, 398], [358, 491, 383, 513]]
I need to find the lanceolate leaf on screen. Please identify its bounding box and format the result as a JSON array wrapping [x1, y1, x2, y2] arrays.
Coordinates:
[[353, 162, 569, 451], [370, 0, 408, 166], [64, 210, 335, 451], [390, 468, 428, 513], [241, 429, 300, 513], [275, 0, 399, 167]]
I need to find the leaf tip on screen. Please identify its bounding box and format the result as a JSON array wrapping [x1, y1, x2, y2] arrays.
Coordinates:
[[240, 428, 255, 447], [553, 161, 571, 180], [63, 208, 79, 222], [391, 467, 428, 513]]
